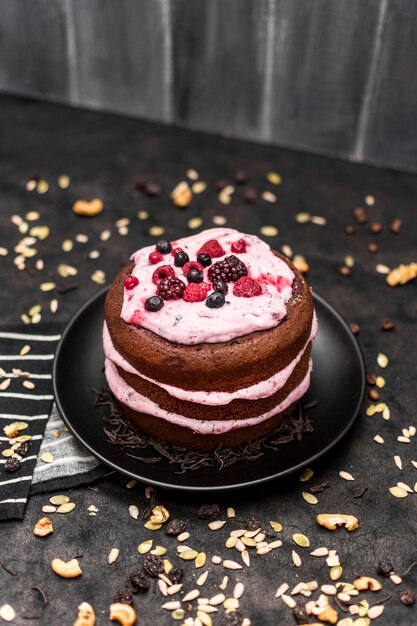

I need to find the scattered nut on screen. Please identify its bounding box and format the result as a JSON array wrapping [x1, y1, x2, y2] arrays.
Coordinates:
[[74, 602, 95, 626], [0, 605, 15, 622], [386, 262, 417, 287], [33, 516, 53, 537], [171, 181, 192, 207], [353, 576, 382, 591], [317, 513, 358, 532], [51, 558, 82, 578], [72, 199, 104, 217], [149, 504, 170, 524], [109, 603, 136, 625], [317, 595, 338, 624]]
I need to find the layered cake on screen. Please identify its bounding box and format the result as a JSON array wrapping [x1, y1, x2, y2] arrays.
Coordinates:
[[103, 228, 317, 450]]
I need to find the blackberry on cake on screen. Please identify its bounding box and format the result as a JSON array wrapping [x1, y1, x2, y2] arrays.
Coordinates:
[[103, 228, 317, 450]]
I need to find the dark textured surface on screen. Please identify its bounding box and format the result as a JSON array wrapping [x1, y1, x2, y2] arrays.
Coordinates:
[[0, 95, 416, 624], [2, 1, 417, 170]]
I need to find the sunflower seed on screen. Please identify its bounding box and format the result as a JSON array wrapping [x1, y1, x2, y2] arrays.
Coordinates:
[[0, 379, 11, 391], [374, 435, 384, 444], [339, 471, 355, 481], [58, 175, 71, 189], [129, 505, 139, 520], [254, 532, 265, 543], [107, 548, 120, 565], [209, 594, 226, 606], [177, 532, 190, 542], [241, 550, 250, 567], [394, 455, 403, 470], [376, 264, 390, 274], [389, 573, 402, 584], [268, 540, 283, 549], [398, 436, 411, 443], [208, 520, 226, 531], [212, 215, 227, 226], [377, 353, 389, 368], [275, 583, 289, 598], [321, 584, 337, 595], [186, 169, 199, 181], [262, 191, 277, 203], [230, 529, 246, 537], [182, 589, 200, 602], [292, 550, 302, 567], [310, 547, 329, 557], [42, 505, 57, 514], [192, 182, 207, 194], [223, 560, 242, 570], [158, 579, 168, 596], [233, 582, 244, 599], [188, 217, 203, 229], [367, 605, 384, 619], [100, 230, 111, 242], [281, 594, 296, 608], [226, 507, 235, 518], [311, 215, 327, 225], [91, 270, 106, 284], [167, 584, 182, 596], [397, 481, 413, 493], [211, 556, 222, 564], [162, 601, 181, 611], [257, 546, 272, 555], [197, 611, 212, 626], [197, 571, 208, 586]]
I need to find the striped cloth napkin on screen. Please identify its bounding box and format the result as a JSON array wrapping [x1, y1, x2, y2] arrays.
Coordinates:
[[0, 329, 105, 520]]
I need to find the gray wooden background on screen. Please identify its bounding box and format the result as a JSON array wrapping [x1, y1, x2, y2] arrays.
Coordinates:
[[1, 0, 417, 172]]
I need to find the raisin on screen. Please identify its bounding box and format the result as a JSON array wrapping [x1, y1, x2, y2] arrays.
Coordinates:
[[377, 561, 394, 576], [400, 590, 416, 606], [113, 588, 133, 604], [168, 565, 183, 584], [165, 519, 187, 536], [197, 504, 220, 520], [245, 516, 260, 531], [4, 458, 20, 472], [293, 604, 309, 623], [143, 554, 164, 578], [220, 611, 244, 626], [15, 442, 29, 457], [130, 569, 150, 593]]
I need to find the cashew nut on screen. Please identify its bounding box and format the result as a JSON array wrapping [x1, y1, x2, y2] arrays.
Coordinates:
[[353, 576, 382, 592], [72, 199, 104, 217], [33, 516, 53, 537], [386, 262, 417, 287], [109, 603, 137, 625], [170, 181, 192, 207], [316, 513, 359, 532], [317, 595, 338, 624], [74, 602, 95, 626], [51, 558, 82, 578]]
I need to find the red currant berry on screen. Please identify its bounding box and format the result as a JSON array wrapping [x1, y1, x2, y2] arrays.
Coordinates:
[[149, 250, 163, 264], [124, 275, 139, 290]]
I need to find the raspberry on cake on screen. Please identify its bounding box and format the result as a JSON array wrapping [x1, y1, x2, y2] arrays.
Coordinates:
[[103, 228, 317, 450]]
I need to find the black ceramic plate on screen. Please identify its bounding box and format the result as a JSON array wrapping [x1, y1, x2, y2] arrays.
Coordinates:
[[53, 288, 365, 492]]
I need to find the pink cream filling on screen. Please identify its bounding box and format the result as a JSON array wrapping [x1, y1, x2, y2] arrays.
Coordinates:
[[120, 228, 295, 344], [103, 311, 317, 405], [104, 358, 312, 435]]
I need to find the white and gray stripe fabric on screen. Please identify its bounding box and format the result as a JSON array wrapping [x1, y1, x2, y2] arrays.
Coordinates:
[[0, 330, 60, 520], [32, 403, 102, 487]]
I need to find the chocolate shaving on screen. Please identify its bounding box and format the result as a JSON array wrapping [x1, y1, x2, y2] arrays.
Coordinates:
[[142, 486, 158, 521], [95, 388, 314, 475], [369, 593, 392, 608], [353, 487, 368, 498], [309, 481, 331, 494], [31, 585, 48, 606], [399, 562, 417, 577], [0, 558, 17, 576], [57, 282, 78, 294]]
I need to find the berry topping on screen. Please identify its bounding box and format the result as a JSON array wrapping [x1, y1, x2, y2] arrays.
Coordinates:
[[156, 239, 172, 254], [145, 295, 164, 312], [174, 251, 190, 267], [187, 267, 204, 283], [152, 265, 175, 284], [231, 238, 247, 253], [148, 250, 163, 264], [165, 519, 187, 536], [183, 282, 211, 302], [205, 292, 225, 308], [113, 588, 133, 605], [198, 504, 220, 520], [208, 255, 248, 283], [171, 247, 183, 256], [196, 252, 212, 267], [124, 275, 139, 290], [157, 276, 186, 300], [182, 261, 204, 276], [143, 554, 164, 578], [4, 457, 20, 472], [212, 279, 228, 295], [197, 239, 225, 258], [168, 565, 183, 584], [233, 276, 262, 297], [130, 310, 142, 325]]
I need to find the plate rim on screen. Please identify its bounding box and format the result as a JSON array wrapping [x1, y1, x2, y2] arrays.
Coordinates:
[[53, 287, 366, 492]]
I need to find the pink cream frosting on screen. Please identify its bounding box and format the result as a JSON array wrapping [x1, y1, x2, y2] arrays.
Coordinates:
[[103, 311, 317, 405], [120, 228, 295, 344], [104, 358, 312, 435]]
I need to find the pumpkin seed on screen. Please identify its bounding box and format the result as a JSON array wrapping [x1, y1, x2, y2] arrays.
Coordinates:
[[353, 619, 370, 626], [241, 537, 257, 547], [163, 559, 172, 574], [192, 182, 207, 194], [330, 566, 343, 581], [138, 540, 153, 554], [197, 611, 212, 626], [1, 449, 14, 457], [187, 217, 203, 229], [260, 225, 278, 237], [302, 492, 318, 505], [179, 549, 198, 561], [300, 467, 313, 482], [62, 239, 73, 252], [338, 619, 354, 626], [389, 486, 408, 498], [377, 353, 389, 368], [50, 495, 69, 505], [30, 225, 49, 239], [296, 212, 311, 223], [267, 172, 282, 185], [58, 175, 71, 189], [149, 226, 165, 237], [151, 546, 167, 556], [269, 521, 283, 532], [56, 502, 76, 514], [293, 533, 310, 548], [226, 536, 237, 549], [195, 552, 206, 568], [223, 598, 239, 610]]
